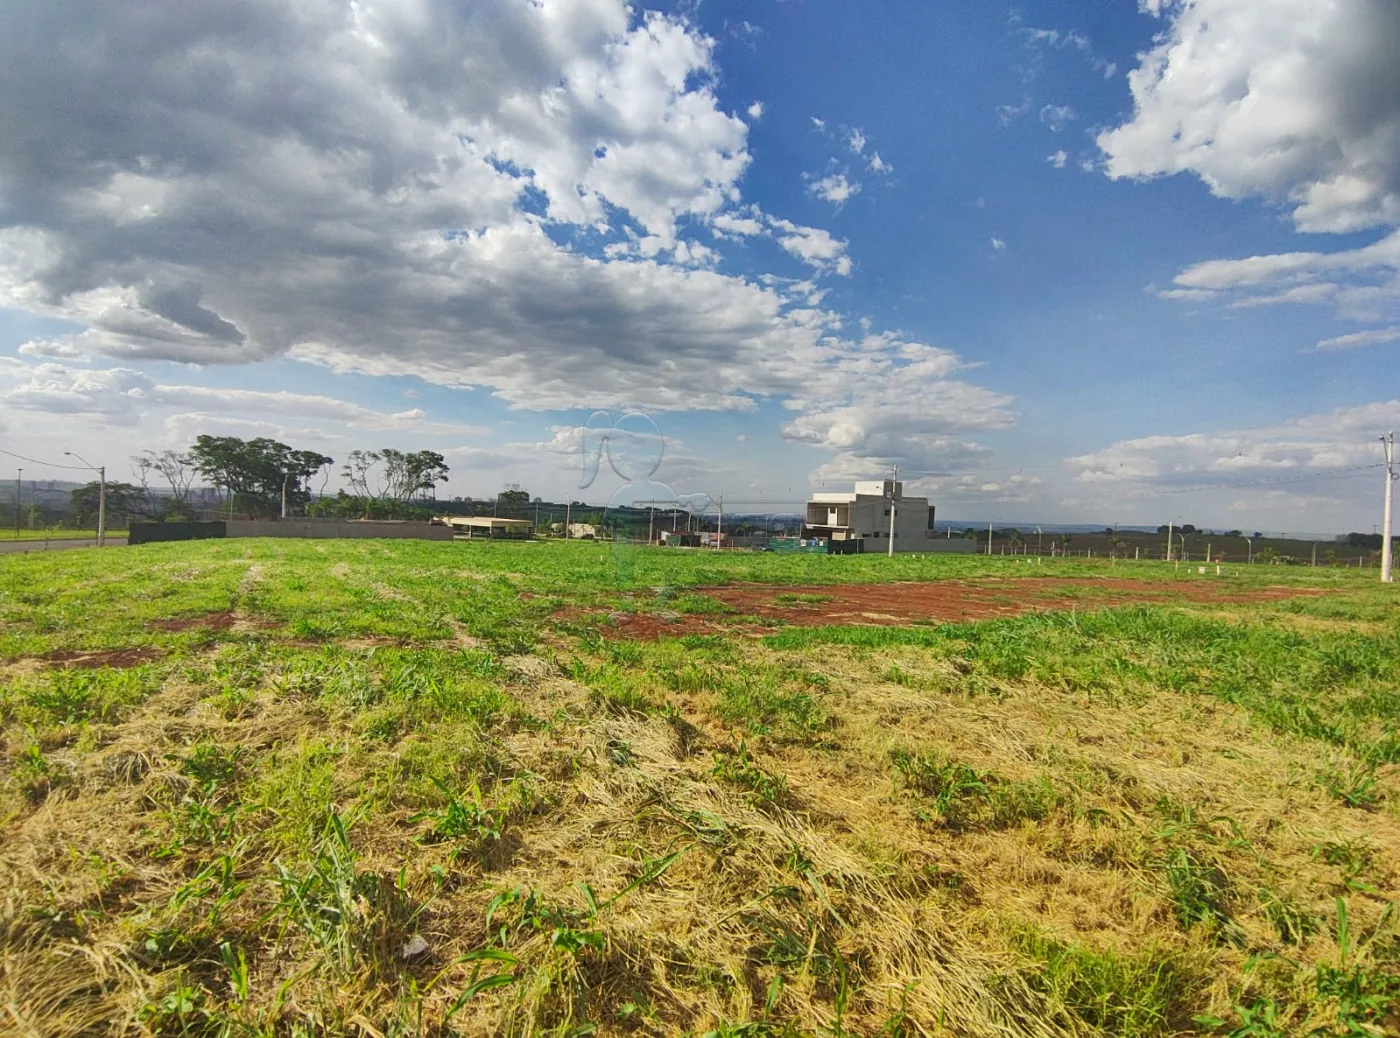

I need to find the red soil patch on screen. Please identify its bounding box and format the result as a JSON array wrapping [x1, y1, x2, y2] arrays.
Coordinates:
[[145, 610, 239, 632], [38, 646, 163, 669], [571, 577, 1327, 640]]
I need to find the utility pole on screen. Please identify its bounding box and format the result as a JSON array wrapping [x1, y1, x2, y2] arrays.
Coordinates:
[[716, 493, 723, 549], [887, 465, 897, 558], [1165, 519, 1173, 562], [986, 519, 993, 556], [281, 473, 289, 519], [565, 501, 571, 540], [1381, 432, 1395, 583], [63, 453, 106, 546], [648, 500, 654, 545], [14, 468, 20, 536]]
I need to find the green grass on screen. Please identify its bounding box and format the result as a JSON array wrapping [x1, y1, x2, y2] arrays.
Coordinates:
[[2, 538, 1398, 1036], [0, 528, 118, 541]]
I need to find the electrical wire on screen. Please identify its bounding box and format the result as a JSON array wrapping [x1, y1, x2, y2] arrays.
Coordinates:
[[0, 447, 95, 471]]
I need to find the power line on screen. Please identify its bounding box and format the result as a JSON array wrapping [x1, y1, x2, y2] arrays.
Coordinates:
[[0, 447, 94, 471]]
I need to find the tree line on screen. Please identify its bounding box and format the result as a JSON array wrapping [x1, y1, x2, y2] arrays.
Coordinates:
[[69, 436, 450, 524]]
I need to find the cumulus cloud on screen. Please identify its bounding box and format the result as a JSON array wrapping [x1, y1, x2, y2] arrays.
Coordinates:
[[782, 336, 1015, 484], [847, 129, 866, 155], [1099, 0, 1400, 234], [1047, 151, 1068, 169], [868, 153, 891, 174], [0, 0, 1016, 491], [990, 238, 1006, 251], [747, 101, 764, 120], [807, 173, 860, 206], [766, 217, 853, 277]]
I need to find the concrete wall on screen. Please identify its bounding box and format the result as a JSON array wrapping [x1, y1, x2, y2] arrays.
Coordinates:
[[225, 520, 454, 540], [129, 521, 226, 545]]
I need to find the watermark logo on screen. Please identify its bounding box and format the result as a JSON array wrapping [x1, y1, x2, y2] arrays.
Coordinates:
[[579, 409, 713, 585]]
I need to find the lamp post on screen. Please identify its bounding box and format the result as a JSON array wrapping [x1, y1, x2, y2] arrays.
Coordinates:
[[64, 451, 105, 547]]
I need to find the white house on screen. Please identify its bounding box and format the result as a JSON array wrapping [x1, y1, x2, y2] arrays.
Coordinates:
[[802, 479, 944, 553]]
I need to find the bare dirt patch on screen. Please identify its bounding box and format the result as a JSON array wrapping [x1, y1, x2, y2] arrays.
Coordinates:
[[145, 610, 239, 633], [570, 577, 1328, 640], [36, 646, 163, 669]]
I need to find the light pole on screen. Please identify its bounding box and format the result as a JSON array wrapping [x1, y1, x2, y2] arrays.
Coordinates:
[[13, 467, 20, 536], [1381, 432, 1395, 583], [64, 451, 106, 547], [281, 473, 290, 519]]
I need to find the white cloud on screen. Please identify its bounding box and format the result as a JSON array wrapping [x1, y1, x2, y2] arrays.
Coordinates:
[[1069, 400, 1400, 487], [1047, 151, 1068, 170], [0, 0, 1018, 495], [1317, 326, 1400, 351], [1157, 229, 1400, 318], [1039, 104, 1076, 133], [0, 360, 484, 435], [996, 97, 1032, 126], [747, 101, 764, 120], [1014, 19, 1116, 79], [711, 211, 765, 238], [991, 238, 1006, 251], [868, 153, 891, 174], [767, 218, 852, 276], [783, 336, 1015, 485], [847, 129, 866, 155], [807, 173, 861, 206], [810, 116, 826, 130], [1099, 0, 1400, 234]]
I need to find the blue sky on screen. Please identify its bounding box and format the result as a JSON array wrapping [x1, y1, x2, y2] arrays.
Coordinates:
[[1, 0, 1398, 532]]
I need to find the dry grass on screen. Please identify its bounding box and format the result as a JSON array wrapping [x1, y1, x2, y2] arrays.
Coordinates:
[[1, 540, 1398, 1036]]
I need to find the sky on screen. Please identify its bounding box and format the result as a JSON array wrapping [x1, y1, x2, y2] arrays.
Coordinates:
[[1, 0, 1399, 533]]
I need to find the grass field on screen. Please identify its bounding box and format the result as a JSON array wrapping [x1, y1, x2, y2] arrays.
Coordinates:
[[1, 539, 1398, 1036], [0, 528, 120, 541]]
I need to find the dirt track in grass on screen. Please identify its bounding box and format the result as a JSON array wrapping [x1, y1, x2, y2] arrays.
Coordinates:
[[585, 576, 1328, 639]]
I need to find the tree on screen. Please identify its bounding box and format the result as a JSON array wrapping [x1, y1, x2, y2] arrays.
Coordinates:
[[498, 486, 530, 507], [1227, 529, 1242, 538], [70, 481, 153, 527], [342, 449, 449, 506], [1056, 533, 1072, 555], [189, 436, 333, 518]]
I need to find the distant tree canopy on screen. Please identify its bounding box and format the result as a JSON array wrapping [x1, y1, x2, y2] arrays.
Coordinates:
[[1342, 532, 1390, 549], [189, 436, 334, 518], [498, 486, 530, 507], [69, 481, 154, 526], [342, 449, 449, 505]]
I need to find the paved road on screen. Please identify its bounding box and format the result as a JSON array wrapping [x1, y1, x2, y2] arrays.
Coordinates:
[[0, 538, 127, 555]]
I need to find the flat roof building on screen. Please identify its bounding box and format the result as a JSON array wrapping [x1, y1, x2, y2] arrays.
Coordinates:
[[802, 479, 940, 553]]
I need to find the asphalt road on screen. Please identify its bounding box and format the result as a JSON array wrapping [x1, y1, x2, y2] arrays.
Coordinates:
[[0, 538, 127, 555]]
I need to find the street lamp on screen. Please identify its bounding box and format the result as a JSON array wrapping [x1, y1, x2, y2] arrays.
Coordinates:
[[64, 451, 106, 547]]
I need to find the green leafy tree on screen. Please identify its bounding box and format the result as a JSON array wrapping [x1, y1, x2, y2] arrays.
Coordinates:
[[188, 436, 333, 518], [69, 481, 153, 528], [342, 449, 449, 511]]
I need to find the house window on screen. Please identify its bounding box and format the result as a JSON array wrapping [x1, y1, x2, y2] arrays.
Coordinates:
[[883, 508, 890, 516]]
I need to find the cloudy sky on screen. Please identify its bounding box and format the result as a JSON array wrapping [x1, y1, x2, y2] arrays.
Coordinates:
[[2, 0, 1399, 531]]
